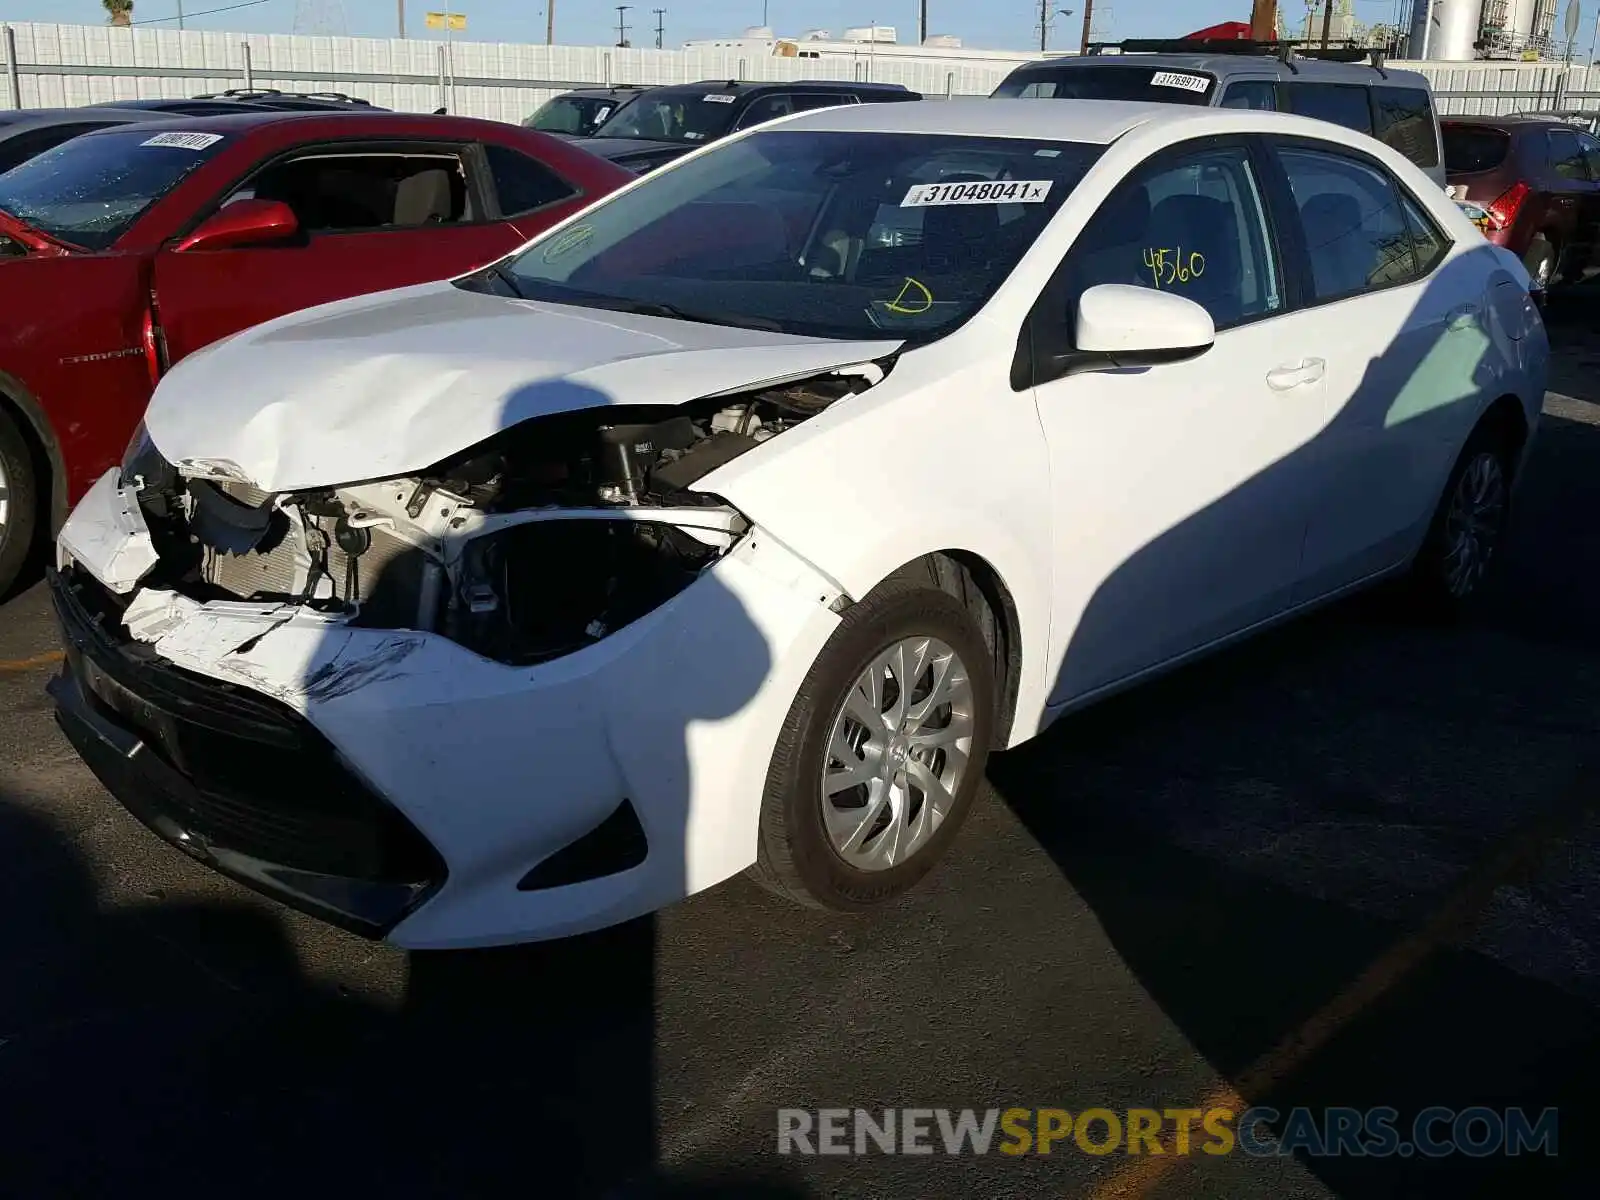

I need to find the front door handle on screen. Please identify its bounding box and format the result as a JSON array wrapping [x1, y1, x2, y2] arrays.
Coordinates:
[[1266, 358, 1326, 391]]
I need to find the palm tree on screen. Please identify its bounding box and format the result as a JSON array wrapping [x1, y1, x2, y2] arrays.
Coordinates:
[[104, 0, 134, 28]]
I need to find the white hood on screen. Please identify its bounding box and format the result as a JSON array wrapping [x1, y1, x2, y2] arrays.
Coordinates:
[[145, 282, 900, 493]]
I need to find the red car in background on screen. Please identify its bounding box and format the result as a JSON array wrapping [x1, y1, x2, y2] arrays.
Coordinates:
[[1441, 115, 1600, 291], [0, 111, 631, 594]]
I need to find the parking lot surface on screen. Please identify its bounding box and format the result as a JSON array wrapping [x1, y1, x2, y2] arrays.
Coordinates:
[[2, 299, 1597, 1198]]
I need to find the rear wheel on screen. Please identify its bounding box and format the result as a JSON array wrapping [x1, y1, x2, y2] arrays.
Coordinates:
[[751, 573, 995, 910], [1405, 423, 1514, 620], [0, 406, 39, 599], [1523, 235, 1556, 291]]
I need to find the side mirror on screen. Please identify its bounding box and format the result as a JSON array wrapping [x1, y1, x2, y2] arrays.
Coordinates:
[[1047, 284, 1215, 380], [174, 199, 300, 253]]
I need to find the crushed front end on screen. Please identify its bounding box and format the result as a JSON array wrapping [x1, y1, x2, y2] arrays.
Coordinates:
[[48, 378, 867, 946]]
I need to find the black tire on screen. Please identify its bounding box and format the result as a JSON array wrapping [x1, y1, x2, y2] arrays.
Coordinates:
[[1404, 421, 1516, 622], [0, 405, 39, 600], [750, 567, 996, 911]]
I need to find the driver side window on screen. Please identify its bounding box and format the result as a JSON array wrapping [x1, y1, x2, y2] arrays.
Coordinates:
[[1061, 144, 1282, 333]]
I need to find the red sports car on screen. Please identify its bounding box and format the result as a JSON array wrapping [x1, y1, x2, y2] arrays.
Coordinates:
[[0, 110, 631, 594]]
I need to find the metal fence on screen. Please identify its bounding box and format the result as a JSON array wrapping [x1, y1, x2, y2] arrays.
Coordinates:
[[3, 21, 1599, 124]]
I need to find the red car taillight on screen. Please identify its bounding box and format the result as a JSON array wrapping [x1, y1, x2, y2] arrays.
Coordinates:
[[1485, 181, 1531, 232]]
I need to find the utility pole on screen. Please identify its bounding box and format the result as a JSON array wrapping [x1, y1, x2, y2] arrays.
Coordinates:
[[1320, 0, 1334, 47], [177, 0, 185, 30], [616, 4, 631, 47], [919, 0, 928, 44], [397, 0, 405, 37], [1080, 0, 1094, 53], [653, 7, 665, 49], [1251, 0, 1278, 41], [547, 1, 555, 45]]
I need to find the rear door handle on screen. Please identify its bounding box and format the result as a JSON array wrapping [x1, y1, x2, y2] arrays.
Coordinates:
[[1266, 358, 1326, 391]]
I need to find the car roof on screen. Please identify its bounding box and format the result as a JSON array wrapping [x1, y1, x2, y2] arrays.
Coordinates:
[[563, 85, 647, 97], [66, 109, 522, 139], [0, 106, 165, 131], [646, 79, 909, 96], [770, 97, 1415, 146], [764, 98, 1201, 143], [1008, 53, 1430, 88], [1441, 113, 1569, 127]]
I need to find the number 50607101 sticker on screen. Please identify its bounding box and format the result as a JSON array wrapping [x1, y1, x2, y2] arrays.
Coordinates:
[[902, 179, 1052, 207]]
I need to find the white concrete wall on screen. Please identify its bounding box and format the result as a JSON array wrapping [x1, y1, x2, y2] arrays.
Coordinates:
[[2, 22, 1597, 123]]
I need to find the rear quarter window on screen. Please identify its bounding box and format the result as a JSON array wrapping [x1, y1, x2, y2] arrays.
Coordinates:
[[1441, 125, 1509, 173], [1372, 86, 1438, 169], [1283, 82, 1374, 136]]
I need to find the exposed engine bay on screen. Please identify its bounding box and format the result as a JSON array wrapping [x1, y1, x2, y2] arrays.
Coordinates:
[[117, 366, 881, 664]]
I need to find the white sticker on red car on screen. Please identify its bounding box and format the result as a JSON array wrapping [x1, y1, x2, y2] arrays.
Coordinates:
[[140, 131, 225, 150], [902, 179, 1053, 207], [1150, 71, 1210, 94]]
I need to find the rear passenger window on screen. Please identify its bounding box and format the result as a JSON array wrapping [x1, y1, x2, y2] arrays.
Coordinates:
[[1548, 129, 1589, 181], [1283, 83, 1374, 136], [1277, 147, 1420, 300], [1065, 145, 1282, 331], [1372, 87, 1438, 169], [241, 151, 472, 232], [485, 143, 576, 216], [1221, 81, 1277, 111]]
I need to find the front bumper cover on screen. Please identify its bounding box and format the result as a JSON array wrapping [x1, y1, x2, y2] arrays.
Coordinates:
[[47, 566, 446, 938], [50, 469, 846, 948]]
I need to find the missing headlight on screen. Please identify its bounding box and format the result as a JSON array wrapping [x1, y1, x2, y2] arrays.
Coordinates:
[[446, 519, 723, 665]]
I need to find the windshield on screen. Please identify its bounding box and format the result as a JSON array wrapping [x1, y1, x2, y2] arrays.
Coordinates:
[[0, 127, 227, 249], [591, 88, 744, 144], [526, 94, 629, 136], [993, 65, 1217, 105], [496, 129, 1101, 341]]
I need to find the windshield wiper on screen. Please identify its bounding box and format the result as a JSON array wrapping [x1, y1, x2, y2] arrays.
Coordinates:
[[609, 299, 785, 333]]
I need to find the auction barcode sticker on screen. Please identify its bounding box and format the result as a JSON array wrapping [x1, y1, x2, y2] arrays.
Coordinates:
[[702, 93, 737, 103], [141, 131, 224, 150], [902, 179, 1052, 207], [1150, 71, 1210, 93]]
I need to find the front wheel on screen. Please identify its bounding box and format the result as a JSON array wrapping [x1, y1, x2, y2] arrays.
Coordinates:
[[751, 575, 996, 911], [0, 406, 39, 599]]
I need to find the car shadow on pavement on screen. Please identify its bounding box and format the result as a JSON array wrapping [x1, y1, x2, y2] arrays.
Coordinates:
[[988, 405, 1600, 1196], [0, 787, 812, 1199], [8, 534, 813, 1198]]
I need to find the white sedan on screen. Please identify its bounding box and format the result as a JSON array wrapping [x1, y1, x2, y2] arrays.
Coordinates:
[[49, 100, 1547, 947]]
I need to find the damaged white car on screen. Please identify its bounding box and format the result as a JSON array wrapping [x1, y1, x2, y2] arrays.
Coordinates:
[[48, 101, 1546, 947]]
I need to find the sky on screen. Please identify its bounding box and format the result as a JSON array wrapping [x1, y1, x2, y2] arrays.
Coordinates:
[[1, 2, 1411, 52]]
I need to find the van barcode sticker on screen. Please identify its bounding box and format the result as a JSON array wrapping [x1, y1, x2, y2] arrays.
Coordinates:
[[140, 131, 224, 150], [702, 93, 737, 103], [902, 179, 1053, 207], [1150, 71, 1210, 93]]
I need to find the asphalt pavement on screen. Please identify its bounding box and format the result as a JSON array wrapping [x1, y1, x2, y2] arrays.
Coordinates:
[[2, 299, 1598, 1198]]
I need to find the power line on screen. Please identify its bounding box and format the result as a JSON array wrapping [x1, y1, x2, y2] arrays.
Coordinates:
[[133, 0, 272, 24]]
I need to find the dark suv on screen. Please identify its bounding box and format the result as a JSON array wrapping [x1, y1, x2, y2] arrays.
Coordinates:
[[573, 79, 922, 173], [1442, 115, 1600, 291]]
